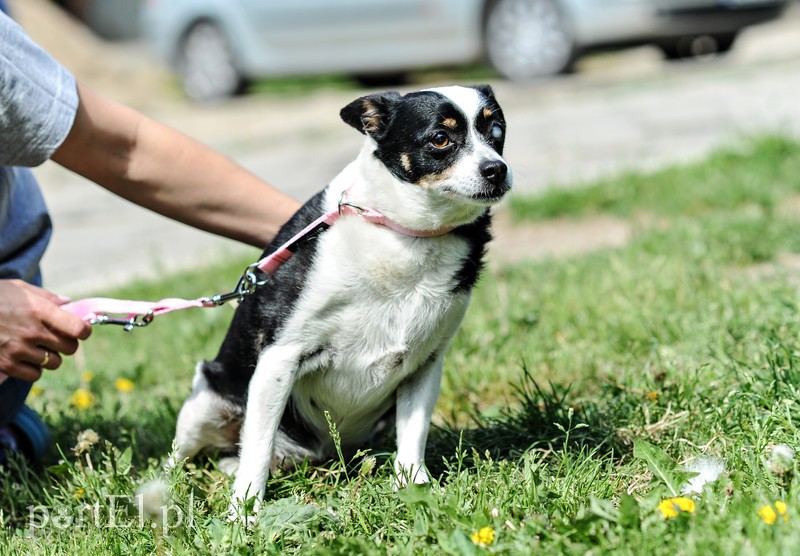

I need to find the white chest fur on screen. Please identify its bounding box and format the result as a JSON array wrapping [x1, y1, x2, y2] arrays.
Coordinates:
[[276, 213, 472, 441]]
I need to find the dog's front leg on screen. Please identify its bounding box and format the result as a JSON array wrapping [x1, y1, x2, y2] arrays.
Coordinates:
[[229, 344, 299, 521], [394, 350, 446, 487]]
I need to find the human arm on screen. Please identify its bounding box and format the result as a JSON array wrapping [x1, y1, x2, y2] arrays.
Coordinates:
[[51, 84, 300, 248], [1, 10, 299, 382]]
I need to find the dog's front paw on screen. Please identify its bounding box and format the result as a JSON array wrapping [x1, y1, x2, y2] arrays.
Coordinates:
[[394, 461, 430, 490], [228, 478, 264, 524], [227, 495, 261, 525]]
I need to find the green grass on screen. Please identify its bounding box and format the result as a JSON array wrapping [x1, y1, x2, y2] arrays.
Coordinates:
[[4, 135, 800, 553], [246, 64, 498, 97]]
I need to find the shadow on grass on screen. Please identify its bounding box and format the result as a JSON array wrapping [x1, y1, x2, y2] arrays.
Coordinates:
[[425, 365, 630, 478]]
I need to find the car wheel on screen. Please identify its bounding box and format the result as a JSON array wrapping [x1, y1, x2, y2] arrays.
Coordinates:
[[659, 32, 737, 60], [484, 0, 575, 81], [177, 21, 244, 102], [354, 72, 409, 88], [712, 32, 738, 54]]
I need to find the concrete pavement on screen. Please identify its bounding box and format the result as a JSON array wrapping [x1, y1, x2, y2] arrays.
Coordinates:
[[29, 6, 800, 296]]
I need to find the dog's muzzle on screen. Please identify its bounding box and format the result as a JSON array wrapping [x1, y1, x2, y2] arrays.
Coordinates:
[[479, 159, 511, 200]]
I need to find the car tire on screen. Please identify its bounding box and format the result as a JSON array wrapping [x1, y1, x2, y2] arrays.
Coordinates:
[[354, 72, 409, 88], [712, 32, 738, 54], [659, 32, 738, 60], [177, 21, 245, 102], [484, 0, 575, 81]]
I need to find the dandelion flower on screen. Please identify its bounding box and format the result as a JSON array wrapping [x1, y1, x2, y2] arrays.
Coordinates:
[[646, 391, 659, 402], [759, 501, 789, 525], [29, 385, 43, 398], [681, 457, 726, 495], [74, 488, 85, 499], [114, 378, 135, 393], [70, 388, 95, 410], [471, 526, 496, 546], [658, 497, 696, 519], [81, 371, 94, 383]]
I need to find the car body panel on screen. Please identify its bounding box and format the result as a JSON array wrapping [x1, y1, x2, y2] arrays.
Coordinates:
[[142, 0, 485, 79], [565, 0, 786, 44], [141, 0, 788, 95]]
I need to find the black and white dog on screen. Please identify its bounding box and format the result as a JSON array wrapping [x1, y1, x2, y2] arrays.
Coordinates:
[[168, 85, 511, 517]]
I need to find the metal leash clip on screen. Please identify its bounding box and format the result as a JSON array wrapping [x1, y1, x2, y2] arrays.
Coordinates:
[[90, 312, 154, 332], [200, 263, 268, 306], [338, 189, 365, 216]]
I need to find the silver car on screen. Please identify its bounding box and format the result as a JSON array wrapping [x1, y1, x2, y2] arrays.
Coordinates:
[[141, 0, 788, 101]]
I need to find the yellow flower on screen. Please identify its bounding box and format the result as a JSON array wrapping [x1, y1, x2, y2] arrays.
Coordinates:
[[29, 385, 43, 398], [70, 388, 95, 410], [114, 378, 135, 393], [470, 526, 496, 546], [759, 501, 789, 525], [74, 488, 85, 499], [658, 497, 696, 519], [81, 371, 94, 383], [646, 391, 659, 401]]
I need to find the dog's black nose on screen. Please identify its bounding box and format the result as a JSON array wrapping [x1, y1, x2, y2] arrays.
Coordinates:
[[480, 160, 508, 186]]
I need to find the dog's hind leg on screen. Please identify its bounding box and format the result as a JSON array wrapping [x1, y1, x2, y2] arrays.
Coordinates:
[[166, 362, 242, 469], [229, 344, 300, 520]]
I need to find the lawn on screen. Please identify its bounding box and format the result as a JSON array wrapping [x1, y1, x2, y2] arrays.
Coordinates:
[[3, 135, 800, 554]]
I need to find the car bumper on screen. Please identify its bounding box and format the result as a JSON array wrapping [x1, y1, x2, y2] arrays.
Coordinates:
[[655, 1, 788, 35]]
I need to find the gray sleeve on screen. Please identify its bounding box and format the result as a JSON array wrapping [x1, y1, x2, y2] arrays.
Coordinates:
[[0, 12, 79, 167]]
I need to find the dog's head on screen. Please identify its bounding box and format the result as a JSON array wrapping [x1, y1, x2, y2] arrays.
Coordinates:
[[340, 85, 511, 208]]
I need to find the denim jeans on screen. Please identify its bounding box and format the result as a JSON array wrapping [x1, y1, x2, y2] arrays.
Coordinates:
[[0, 377, 33, 428]]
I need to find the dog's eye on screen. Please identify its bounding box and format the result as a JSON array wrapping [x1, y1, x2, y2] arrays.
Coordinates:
[[490, 123, 504, 141], [430, 132, 450, 149]]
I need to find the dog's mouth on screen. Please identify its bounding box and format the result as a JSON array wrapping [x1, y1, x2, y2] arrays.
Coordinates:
[[441, 181, 511, 206]]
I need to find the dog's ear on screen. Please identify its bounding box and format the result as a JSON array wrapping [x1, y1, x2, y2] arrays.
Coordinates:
[[471, 84, 496, 102], [340, 92, 402, 140]]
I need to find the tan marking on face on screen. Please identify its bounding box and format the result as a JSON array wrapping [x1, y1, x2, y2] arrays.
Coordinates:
[[442, 117, 457, 129], [483, 107, 493, 119], [416, 165, 456, 189], [401, 153, 412, 172]]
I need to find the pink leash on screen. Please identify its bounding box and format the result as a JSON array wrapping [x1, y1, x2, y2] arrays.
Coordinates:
[[61, 201, 454, 330]]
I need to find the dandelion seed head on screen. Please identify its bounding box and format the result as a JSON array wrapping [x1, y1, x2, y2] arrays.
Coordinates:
[[137, 479, 168, 523], [768, 444, 794, 475], [681, 456, 725, 495], [73, 429, 100, 455]]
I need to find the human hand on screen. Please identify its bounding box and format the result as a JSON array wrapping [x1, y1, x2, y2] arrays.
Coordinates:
[[0, 280, 92, 382]]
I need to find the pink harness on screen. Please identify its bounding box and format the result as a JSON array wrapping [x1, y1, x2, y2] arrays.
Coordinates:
[[62, 200, 455, 330]]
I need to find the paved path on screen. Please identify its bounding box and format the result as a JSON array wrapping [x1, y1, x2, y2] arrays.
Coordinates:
[[30, 6, 800, 295]]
